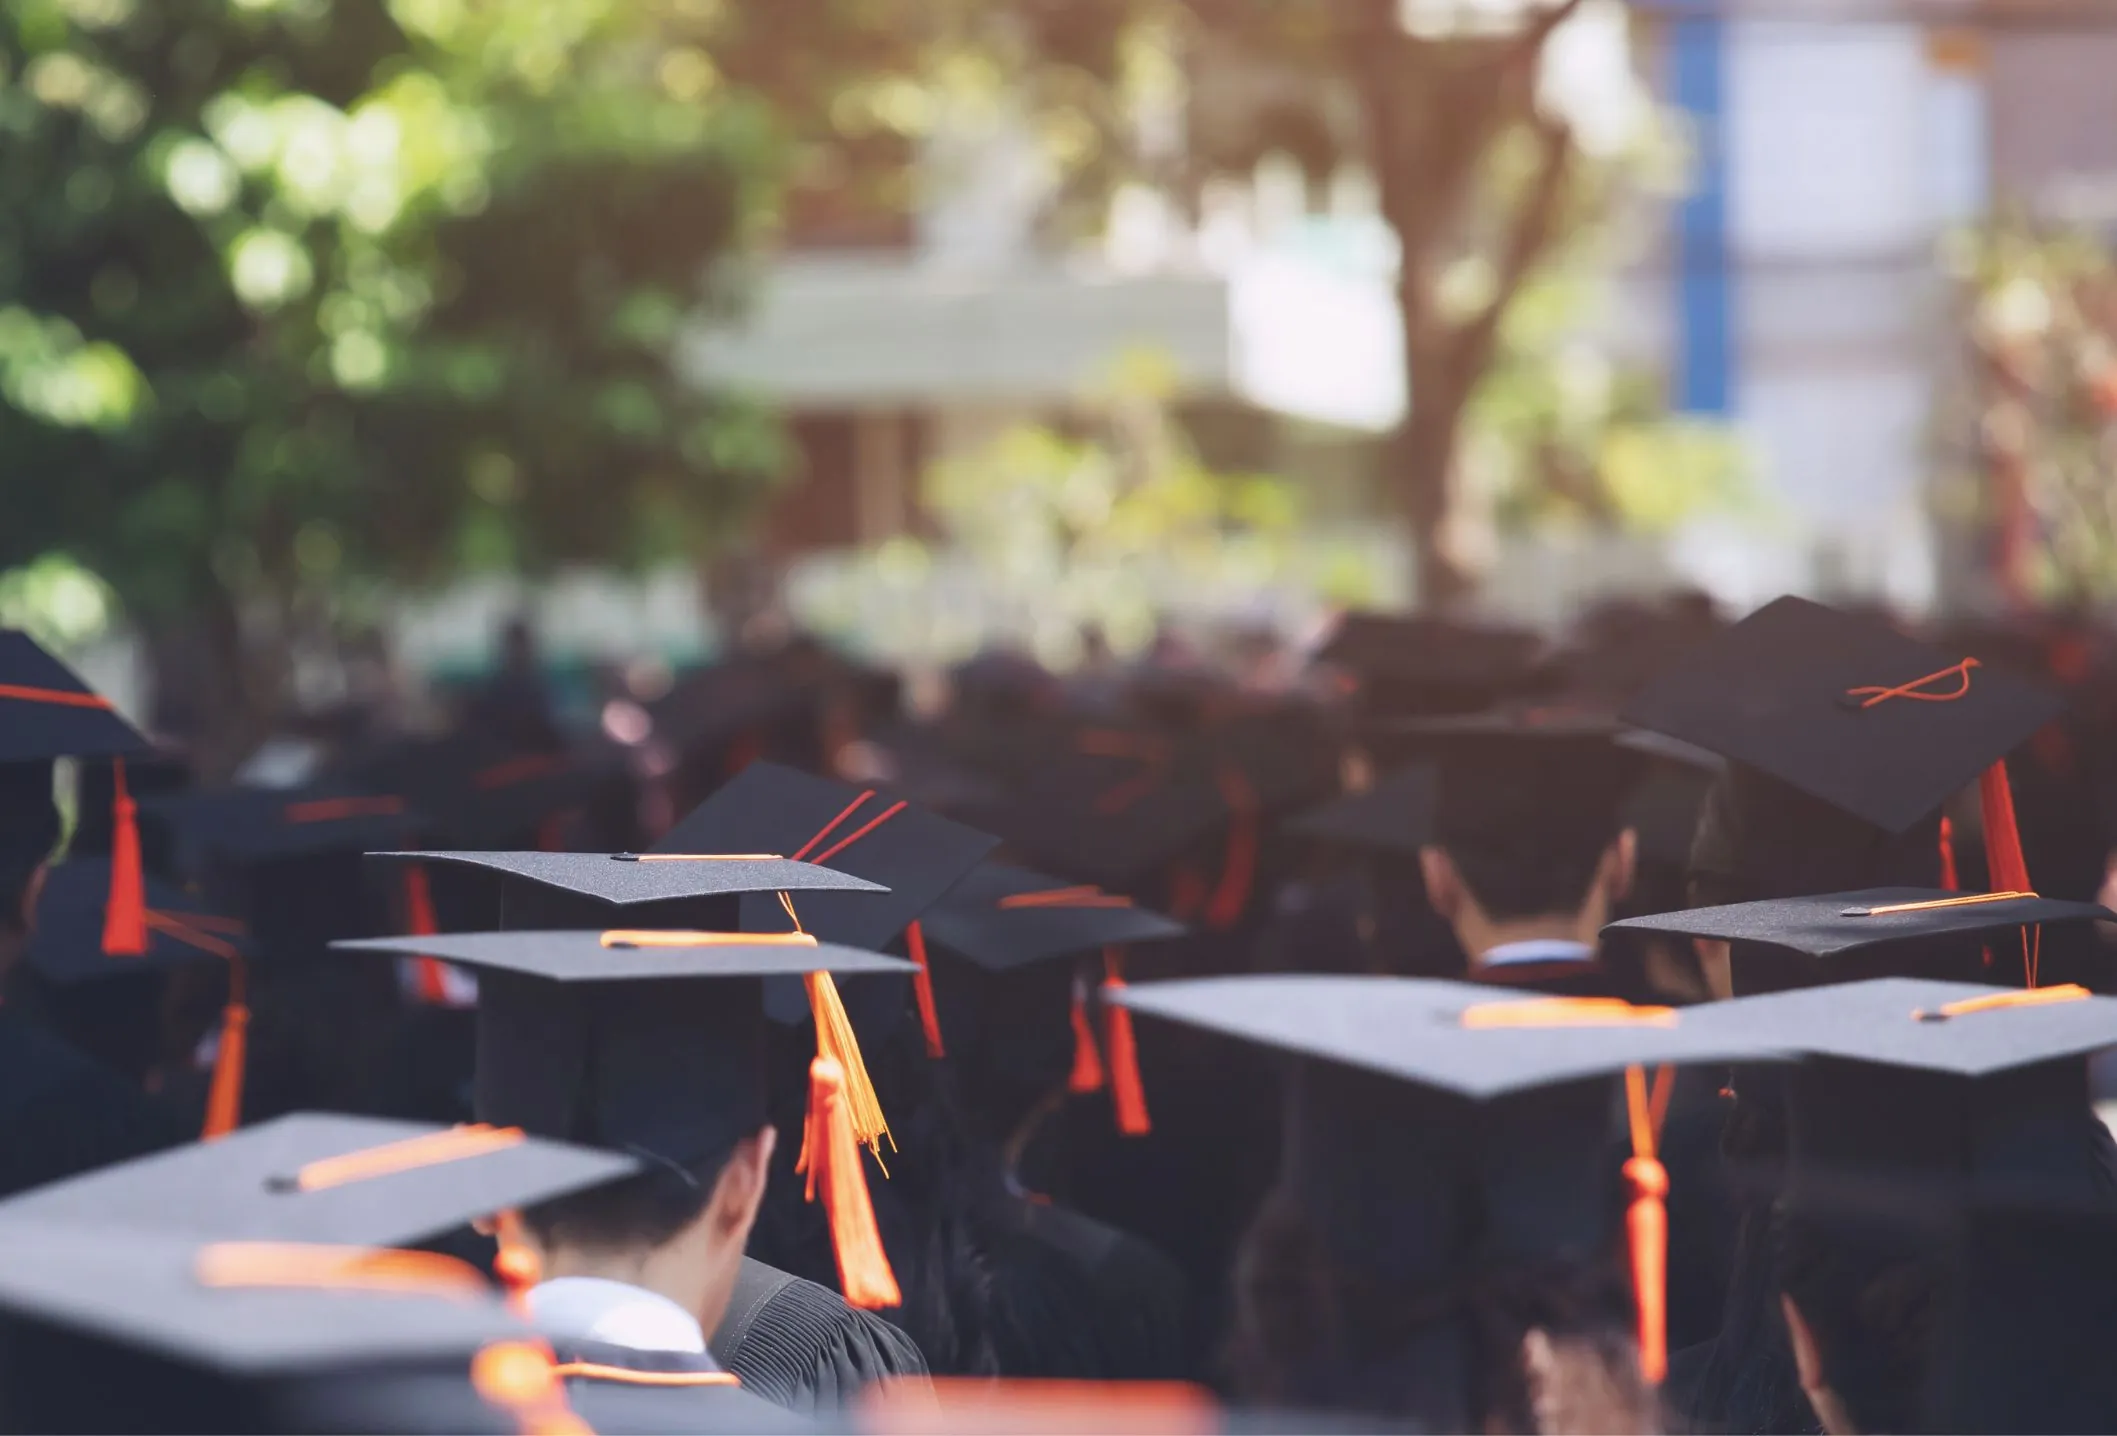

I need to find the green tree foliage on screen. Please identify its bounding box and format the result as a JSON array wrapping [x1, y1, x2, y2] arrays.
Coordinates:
[[0, 0, 782, 758]]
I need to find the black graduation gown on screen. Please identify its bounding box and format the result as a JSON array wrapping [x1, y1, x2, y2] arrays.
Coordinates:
[[0, 1008, 187, 1199], [553, 1336, 815, 1434], [708, 1258, 929, 1412], [998, 1197, 1190, 1381]]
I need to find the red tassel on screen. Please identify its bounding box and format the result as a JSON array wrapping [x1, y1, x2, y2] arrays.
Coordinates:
[[201, 956, 248, 1140], [1979, 760, 2031, 893], [1101, 949, 1151, 1136], [101, 757, 146, 956], [403, 865, 453, 1006], [1068, 974, 1105, 1093], [1938, 814, 1959, 891], [1204, 768, 1259, 931], [904, 921, 945, 1059], [797, 1055, 902, 1309]]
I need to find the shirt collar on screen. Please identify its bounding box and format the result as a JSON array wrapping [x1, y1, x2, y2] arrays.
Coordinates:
[[1477, 937, 1597, 969], [527, 1276, 711, 1357]]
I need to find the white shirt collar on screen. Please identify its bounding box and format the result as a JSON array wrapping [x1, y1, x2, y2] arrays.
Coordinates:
[[1477, 938, 1597, 969], [526, 1276, 710, 1355]]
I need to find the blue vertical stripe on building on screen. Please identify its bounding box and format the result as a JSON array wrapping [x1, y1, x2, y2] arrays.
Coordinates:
[[1668, 8, 1733, 416]]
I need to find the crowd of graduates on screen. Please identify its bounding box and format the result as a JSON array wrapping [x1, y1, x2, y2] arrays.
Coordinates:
[[4, 586, 2117, 1432]]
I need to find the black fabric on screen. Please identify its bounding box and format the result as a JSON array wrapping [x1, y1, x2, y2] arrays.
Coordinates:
[[0, 1008, 187, 1200], [0, 630, 152, 761], [1002, 1198, 1192, 1381], [1285, 766, 1435, 860], [707, 1259, 928, 1413]]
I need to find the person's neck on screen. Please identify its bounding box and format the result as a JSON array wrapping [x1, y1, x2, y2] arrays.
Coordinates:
[[538, 1243, 711, 1332], [1457, 909, 1601, 968]]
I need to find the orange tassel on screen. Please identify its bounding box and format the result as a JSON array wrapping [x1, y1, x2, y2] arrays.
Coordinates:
[[797, 1055, 902, 1309], [1101, 949, 1151, 1136], [1938, 814, 1959, 891], [101, 756, 146, 956], [1167, 863, 1208, 922], [904, 921, 945, 1059], [403, 865, 452, 1006], [1623, 1065, 1672, 1385], [1068, 974, 1105, 1094], [1204, 768, 1258, 931], [201, 954, 248, 1140], [804, 971, 892, 1159]]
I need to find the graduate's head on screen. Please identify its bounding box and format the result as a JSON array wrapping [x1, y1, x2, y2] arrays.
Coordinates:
[[1408, 719, 1640, 951], [1776, 1210, 1942, 1436]]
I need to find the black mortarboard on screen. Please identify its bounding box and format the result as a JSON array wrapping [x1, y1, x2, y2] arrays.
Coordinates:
[[363, 849, 885, 932], [0, 1222, 552, 1433], [1315, 613, 1554, 717], [917, 861, 1188, 972], [0, 630, 158, 960], [653, 760, 998, 950], [1285, 766, 1435, 859], [1382, 712, 1642, 849], [1621, 596, 2060, 835], [26, 856, 247, 985], [151, 782, 427, 868], [335, 929, 916, 1309], [1606, 887, 2111, 991], [0, 1111, 636, 1252], [1112, 974, 1788, 1393], [342, 734, 611, 850]]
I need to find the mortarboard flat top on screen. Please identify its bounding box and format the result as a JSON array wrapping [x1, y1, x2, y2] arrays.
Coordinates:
[[1283, 766, 1435, 858], [1316, 612, 1551, 688], [916, 861, 1188, 971], [653, 760, 998, 950], [26, 857, 249, 984], [1111, 974, 1788, 1099], [1680, 977, 2117, 1077], [363, 850, 885, 906], [334, 929, 915, 983], [0, 1112, 639, 1247], [0, 1222, 530, 1377], [1621, 595, 2062, 833], [148, 782, 428, 865], [1605, 888, 2112, 960], [0, 629, 152, 762], [343, 734, 613, 847]]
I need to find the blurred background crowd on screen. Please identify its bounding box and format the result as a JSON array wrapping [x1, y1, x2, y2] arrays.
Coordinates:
[[5, 0, 2117, 756]]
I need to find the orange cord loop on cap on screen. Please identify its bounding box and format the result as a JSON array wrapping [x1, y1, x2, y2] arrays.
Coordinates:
[[1845, 656, 1982, 708], [0, 683, 112, 709], [1460, 997, 1677, 1029], [1101, 949, 1151, 1136], [196, 1242, 490, 1300], [1623, 1065, 1675, 1386], [796, 1055, 902, 1309], [1917, 983, 2090, 1021], [999, 886, 1136, 910], [283, 795, 407, 824], [474, 753, 569, 790], [633, 852, 784, 861], [598, 929, 819, 948], [791, 791, 876, 861], [280, 1124, 526, 1192], [904, 920, 945, 1059], [1844, 890, 2038, 917]]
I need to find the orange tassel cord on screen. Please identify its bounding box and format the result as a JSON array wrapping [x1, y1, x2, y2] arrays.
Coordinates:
[[797, 1055, 902, 1309], [102, 756, 146, 956], [1101, 949, 1151, 1135], [402, 864, 455, 1006], [1938, 814, 1959, 891], [1068, 973, 1105, 1094], [1204, 767, 1259, 932], [904, 920, 945, 1059], [1623, 1064, 1675, 1385]]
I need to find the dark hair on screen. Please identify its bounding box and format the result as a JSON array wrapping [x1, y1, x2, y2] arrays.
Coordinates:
[[1440, 828, 1619, 923], [1226, 1186, 1649, 1432], [1775, 1209, 1943, 1436], [520, 1151, 727, 1256]]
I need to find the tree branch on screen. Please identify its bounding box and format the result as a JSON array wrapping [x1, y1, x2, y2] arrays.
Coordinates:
[[1447, 110, 1575, 392]]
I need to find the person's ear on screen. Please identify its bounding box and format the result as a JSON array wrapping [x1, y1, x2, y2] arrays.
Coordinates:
[[706, 1125, 779, 1245], [1519, 1325, 1564, 1432], [1607, 828, 1638, 903], [1419, 846, 1462, 921]]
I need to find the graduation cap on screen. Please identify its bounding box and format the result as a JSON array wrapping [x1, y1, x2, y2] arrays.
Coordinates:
[[26, 856, 256, 1139], [342, 734, 610, 850], [1284, 765, 1435, 859], [0, 1222, 580, 1434], [1606, 887, 2113, 992], [918, 861, 1188, 1132], [1113, 974, 1791, 1384], [0, 629, 156, 960], [1621, 596, 2062, 897], [0, 1111, 639, 1249], [1678, 977, 2117, 1259], [335, 928, 917, 1310], [652, 760, 1000, 1054], [1382, 711, 1644, 852], [1315, 613, 1554, 717], [151, 783, 428, 868]]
